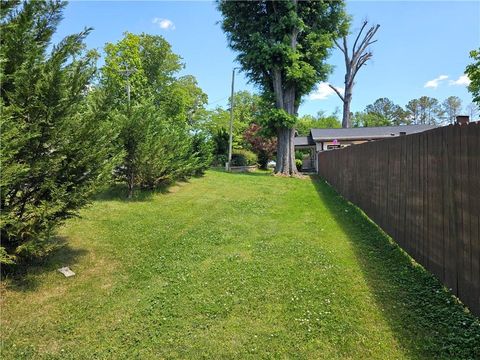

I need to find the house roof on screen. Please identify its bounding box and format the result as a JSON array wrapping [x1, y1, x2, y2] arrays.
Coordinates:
[[309, 124, 436, 141], [294, 134, 315, 146]]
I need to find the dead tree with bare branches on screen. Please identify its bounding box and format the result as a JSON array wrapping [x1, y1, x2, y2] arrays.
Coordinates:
[[330, 21, 380, 128]]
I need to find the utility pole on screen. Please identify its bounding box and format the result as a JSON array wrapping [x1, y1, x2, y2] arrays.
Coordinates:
[[227, 68, 236, 171], [120, 65, 135, 199], [121, 65, 135, 107]]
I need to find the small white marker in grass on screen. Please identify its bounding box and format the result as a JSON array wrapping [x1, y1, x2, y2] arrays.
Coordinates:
[[58, 267, 75, 277]]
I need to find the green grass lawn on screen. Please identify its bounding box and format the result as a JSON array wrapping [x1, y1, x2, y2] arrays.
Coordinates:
[[1, 170, 479, 359]]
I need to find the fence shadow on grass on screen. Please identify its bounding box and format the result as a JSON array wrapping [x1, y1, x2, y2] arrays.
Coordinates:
[[310, 175, 480, 359], [2, 237, 88, 293]]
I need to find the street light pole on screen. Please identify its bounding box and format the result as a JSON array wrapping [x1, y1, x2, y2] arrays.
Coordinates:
[[227, 68, 236, 171]]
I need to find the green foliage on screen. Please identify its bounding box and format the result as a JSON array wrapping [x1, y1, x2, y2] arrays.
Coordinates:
[[218, 1, 347, 102], [218, 0, 347, 173], [255, 99, 299, 136], [295, 158, 303, 171], [100, 33, 209, 195], [0, 1, 118, 263], [352, 96, 464, 127], [352, 111, 391, 127], [211, 128, 230, 166], [113, 100, 198, 190], [466, 48, 480, 105], [269, 108, 297, 129], [190, 133, 213, 175], [196, 91, 261, 138], [296, 111, 341, 135], [231, 149, 258, 166], [442, 96, 463, 124], [406, 96, 444, 125], [365, 98, 410, 125], [102, 32, 182, 106]]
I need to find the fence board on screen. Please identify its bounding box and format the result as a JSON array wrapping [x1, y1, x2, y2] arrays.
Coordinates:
[[317, 122, 480, 316]]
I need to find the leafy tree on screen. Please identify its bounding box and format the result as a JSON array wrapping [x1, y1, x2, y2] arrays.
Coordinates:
[[0, 1, 118, 264], [218, 0, 347, 175], [101, 33, 209, 197], [351, 111, 390, 127], [243, 124, 277, 169], [102, 32, 182, 106], [365, 98, 410, 125], [197, 91, 260, 137], [442, 96, 462, 124], [211, 128, 230, 166], [406, 96, 443, 125], [330, 20, 380, 128], [231, 90, 262, 125], [190, 133, 213, 175], [465, 48, 480, 104], [296, 111, 341, 135], [162, 75, 208, 125]]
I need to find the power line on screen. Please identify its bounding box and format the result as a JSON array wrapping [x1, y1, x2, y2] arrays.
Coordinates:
[[207, 96, 229, 106]]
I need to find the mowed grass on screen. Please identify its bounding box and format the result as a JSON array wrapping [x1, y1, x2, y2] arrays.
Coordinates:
[[1, 170, 479, 359]]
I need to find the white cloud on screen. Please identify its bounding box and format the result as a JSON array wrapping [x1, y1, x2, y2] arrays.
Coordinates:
[[152, 17, 175, 30], [449, 74, 471, 86], [424, 75, 448, 88], [309, 82, 344, 100]]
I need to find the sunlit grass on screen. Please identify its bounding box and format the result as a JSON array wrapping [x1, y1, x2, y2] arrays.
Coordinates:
[[1, 170, 479, 359]]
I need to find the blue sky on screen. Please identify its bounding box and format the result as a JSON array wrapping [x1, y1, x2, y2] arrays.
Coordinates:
[[54, 1, 480, 117]]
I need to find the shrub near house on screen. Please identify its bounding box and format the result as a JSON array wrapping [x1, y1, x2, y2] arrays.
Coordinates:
[[231, 149, 258, 167]]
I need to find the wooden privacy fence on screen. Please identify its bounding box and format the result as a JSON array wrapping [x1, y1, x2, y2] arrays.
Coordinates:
[[317, 122, 480, 316]]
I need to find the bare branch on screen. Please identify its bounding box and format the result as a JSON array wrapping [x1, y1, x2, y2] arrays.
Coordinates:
[[352, 20, 368, 54], [328, 84, 344, 102], [353, 24, 380, 64], [336, 21, 380, 128], [352, 52, 372, 79], [342, 36, 349, 62], [333, 38, 345, 54]]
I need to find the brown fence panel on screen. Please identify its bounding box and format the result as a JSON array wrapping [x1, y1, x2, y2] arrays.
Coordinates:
[[317, 122, 480, 316]]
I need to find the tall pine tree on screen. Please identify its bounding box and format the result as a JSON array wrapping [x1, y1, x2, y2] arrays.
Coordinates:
[[0, 1, 118, 264]]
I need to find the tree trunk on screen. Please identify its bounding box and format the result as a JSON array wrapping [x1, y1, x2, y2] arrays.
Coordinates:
[[332, 22, 380, 129], [272, 5, 300, 176], [126, 160, 135, 199], [272, 72, 298, 176], [127, 171, 134, 199], [275, 127, 297, 175], [342, 90, 352, 128]]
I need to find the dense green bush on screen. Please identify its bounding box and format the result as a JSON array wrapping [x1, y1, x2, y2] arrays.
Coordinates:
[[101, 33, 209, 197], [0, 2, 118, 264], [211, 129, 229, 166], [190, 133, 213, 175], [295, 159, 303, 171], [213, 154, 228, 167], [231, 149, 258, 166], [112, 101, 212, 193]]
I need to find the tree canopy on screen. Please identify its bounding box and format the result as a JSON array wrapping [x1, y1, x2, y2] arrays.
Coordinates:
[[218, 0, 347, 175], [0, 1, 118, 263], [466, 48, 480, 105], [100, 33, 211, 197]]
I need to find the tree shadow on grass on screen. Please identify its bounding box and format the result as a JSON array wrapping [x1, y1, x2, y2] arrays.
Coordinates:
[[1, 237, 88, 293], [209, 168, 273, 177], [310, 175, 480, 359], [92, 181, 182, 202]]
